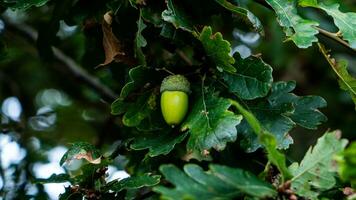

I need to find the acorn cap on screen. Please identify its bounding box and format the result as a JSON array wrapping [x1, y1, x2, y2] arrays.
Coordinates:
[[160, 74, 191, 93]]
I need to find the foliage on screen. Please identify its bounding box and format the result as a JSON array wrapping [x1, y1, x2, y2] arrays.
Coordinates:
[[0, 0, 355, 199]]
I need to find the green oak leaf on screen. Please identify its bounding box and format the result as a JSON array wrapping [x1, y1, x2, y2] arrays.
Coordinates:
[[111, 66, 160, 127], [289, 131, 348, 199], [215, 0, 264, 35], [265, 0, 319, 48], [154, 164, 277, 199], [118, 66, 156, 100], [134, 9, 147, 65], [3, 0, 50, 10], [122, 90, 158, 127], [223, 54, 273, 100], [103, 173, 161, 192], [35, 174, 71, 184], [162, 0, 194, 32], [131, 130, 188, 157], [237, 81, 327, 152], [199, 26, 236, 73], [181, 91, 242, 160], [299, 0, 356, 48]]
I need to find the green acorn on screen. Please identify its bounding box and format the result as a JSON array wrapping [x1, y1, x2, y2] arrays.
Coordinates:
[[160, 75, 190, 127]]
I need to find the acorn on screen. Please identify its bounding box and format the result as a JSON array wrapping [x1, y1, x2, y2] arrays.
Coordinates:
[[160, 75, 190, 127]]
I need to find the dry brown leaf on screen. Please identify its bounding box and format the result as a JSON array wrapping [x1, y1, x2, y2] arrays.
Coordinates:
[[98, 12, 134, 67], [74, 152, 102, 164]]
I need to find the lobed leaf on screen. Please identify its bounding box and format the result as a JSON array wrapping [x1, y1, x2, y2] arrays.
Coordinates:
[[199, 26, 236, 73], [103, 173, 161, 192], [266, 0, 319, 48], [289, 131, 348, 199], [35, 174, 71, 184], [181, 92, 242, 160], [131, 130, 188, 157], [223, 54, 273, 100], [154, 164, 277, 199], [237, 81, 327, 152], [299, 0, 356, 48]]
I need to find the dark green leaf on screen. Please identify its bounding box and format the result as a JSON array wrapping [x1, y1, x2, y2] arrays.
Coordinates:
[[181, 92, 242, 160], [134, 9, 147, 65], [237, 81, 327, 152], [199, 26, 236, 73], [35, 174, 71, 184], [104, 173, 161, 192], [154, 164, 277, 199], [289, 131, 348, 199], [131, 130, 188, 157], [122, 90, 158, 127], [266, 0, 319, 48], [223, 54, 273, 100], [214, 0, 264, 34], [162, 0, 194, 32]]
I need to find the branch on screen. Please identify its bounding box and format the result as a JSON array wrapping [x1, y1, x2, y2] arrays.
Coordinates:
[[253, 0, 356, 52], [3, 17, 118, 101]]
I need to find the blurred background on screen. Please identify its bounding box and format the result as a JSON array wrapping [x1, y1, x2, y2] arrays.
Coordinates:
[[0, 0, 355, 199]]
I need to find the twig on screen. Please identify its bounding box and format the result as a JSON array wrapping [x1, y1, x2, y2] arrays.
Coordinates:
[[176, 49, 193, 66], [253, 0, 356, 52], [314, 27, 356, 53], [155, 67, 175, 75], [3, 17, 118, 101]]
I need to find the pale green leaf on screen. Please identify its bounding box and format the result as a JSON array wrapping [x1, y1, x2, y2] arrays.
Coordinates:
[[289, 131, 348, 199], [199, 26, 236, 73], [299, 0, 356, 48], [181, 92, 242, 160], [154, 164, 277, 199], [266, 0, 319, 48], [223, 54, 273, 100]]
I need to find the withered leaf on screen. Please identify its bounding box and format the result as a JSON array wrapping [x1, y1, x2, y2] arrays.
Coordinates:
[[98, 12, 133, 67]]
